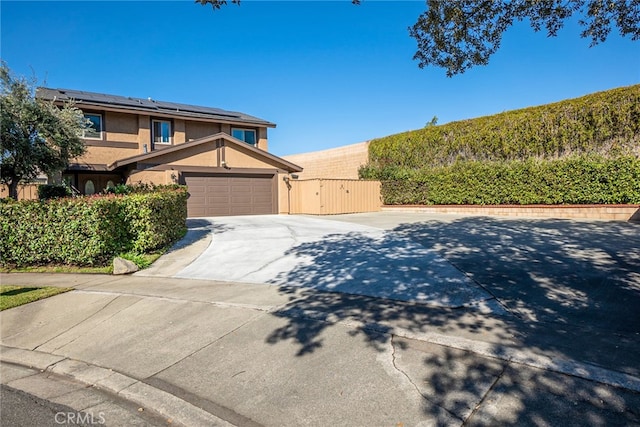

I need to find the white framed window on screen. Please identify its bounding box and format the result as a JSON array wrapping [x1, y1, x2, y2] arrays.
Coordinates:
[[232, 128, 256, 146], [152, 120, 172, 144], [83, 114, 102, 139]]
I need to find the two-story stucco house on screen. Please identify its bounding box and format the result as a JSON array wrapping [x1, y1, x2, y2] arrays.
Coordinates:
[[36, 88, 302, 217]]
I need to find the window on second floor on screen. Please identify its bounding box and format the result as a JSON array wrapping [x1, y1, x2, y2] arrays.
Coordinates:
[[83, 114, 102, 139], [152, 120, 172, 144], [232, 128, 256, 146]]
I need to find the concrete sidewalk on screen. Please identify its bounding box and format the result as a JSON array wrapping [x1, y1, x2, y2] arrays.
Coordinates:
[[2, 273, 639, 426]]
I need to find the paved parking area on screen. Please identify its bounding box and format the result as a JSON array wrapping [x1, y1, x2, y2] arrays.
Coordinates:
[[325, 211, 640, 377], [173, 215, 504, 311]]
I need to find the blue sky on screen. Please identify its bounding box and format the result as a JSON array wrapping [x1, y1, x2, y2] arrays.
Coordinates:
[[2, 1, 638, 156]]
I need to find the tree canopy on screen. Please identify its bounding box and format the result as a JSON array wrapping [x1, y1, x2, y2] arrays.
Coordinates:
[[195, 0, 639, 76], [0, 62, 87, 199]]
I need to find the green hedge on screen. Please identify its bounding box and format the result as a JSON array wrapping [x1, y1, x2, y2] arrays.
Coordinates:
[[361, 156, 640, 205], [368, 85, 640, 169], [362, 85, 640, 206], [124, 190, 188, 253], [0, 187, 187, 267], [38, 184, 70, 200]]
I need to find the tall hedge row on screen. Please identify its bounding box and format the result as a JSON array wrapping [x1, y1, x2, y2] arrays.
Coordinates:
[[360, 156, 640, 205], [368, 85, 639, 168], [0, 187, 187, 267], [362, 85, 640, 205]]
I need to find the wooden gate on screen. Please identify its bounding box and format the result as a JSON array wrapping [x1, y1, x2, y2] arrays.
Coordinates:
[[288, 179, 381, 215]]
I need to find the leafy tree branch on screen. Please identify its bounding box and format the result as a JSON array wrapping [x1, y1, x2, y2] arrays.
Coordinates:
[[195, 0, 639, 76]]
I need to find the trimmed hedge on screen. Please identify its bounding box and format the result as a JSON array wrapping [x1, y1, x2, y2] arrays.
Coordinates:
[[124, 190, 188, 253], [38, 184, 70, 200], [361, 156, 640, 205], [368, 85, 640, 168], [0, 187, 187, 267], [362, 85, 640, 206]]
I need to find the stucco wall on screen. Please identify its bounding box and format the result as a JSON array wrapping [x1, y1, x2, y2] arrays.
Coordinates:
[[283, 141, 370, 180], [127, 170, 170, 186], [74, 145, 138, 166], [79, 109, 271, 166], [137, 140, 280, 171], [104, 111, 139, 143], [186, 121, 222, 141]]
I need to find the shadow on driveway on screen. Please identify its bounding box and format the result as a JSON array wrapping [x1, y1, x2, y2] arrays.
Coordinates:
[[265, 216, 640, 423]]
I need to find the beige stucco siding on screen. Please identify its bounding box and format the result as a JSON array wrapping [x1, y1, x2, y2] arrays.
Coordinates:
[[258, 128, 268, 151], [225, 144, 278, 169], [135, 140, 280, 170], [137, 115, 151, 153], [104, 111, 139, 143], [174, 119, 186, 144], [158, 143, 220, 167], [185, 121, 222, 141], [278, 173, 291, 214], [74, 145, 138, 166], [127, 170, 169, 186]]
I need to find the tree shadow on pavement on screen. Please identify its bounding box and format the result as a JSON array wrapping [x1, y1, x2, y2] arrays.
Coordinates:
[[392, 217, 640, 375], [396, 338, 640, 426], [264, 216, 640, 424]]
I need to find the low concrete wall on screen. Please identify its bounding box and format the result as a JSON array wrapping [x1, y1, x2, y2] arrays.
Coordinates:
[[382, 205, 640, 221]]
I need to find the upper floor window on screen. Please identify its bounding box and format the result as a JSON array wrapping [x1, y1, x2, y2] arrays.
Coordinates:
[[83, 114, 102, 139], [232, 128, 256, 146], [152, 120, 172, 144]]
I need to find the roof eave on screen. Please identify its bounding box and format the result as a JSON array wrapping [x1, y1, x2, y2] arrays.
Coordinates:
[[107, 133, 302, 173]]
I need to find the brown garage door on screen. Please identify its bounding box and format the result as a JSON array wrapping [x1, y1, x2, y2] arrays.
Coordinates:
[[184, 173, 275, 217]]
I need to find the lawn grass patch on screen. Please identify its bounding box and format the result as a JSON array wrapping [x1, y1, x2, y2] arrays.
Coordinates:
[[0, 250, 166, 274], [0, 285, 72, 311], [0, 265, 112, 274], [118, 252, 163, 269]]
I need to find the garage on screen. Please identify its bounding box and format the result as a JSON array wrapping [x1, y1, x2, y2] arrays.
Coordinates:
[[184, 173, 276, 217]]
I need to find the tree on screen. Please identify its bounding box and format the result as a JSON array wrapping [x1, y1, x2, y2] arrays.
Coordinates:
[[195, 0, 639, 77], [411, 0, 640, 76], [0, 62, 87, 199]]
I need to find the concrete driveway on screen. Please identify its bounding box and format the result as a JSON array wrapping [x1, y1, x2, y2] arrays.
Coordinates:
[[142, 211, 640, 378], [151, 215, 503, 312]]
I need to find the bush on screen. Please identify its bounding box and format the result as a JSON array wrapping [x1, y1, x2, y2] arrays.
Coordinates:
[[123, 188, 188, 253], [38, 184, 70, 200], [103, 183, 132, 195], [368, 85, 640, 169], [0, 186, 188, 267], [362, 85, 640, 206], [375, 156, 640, 206]]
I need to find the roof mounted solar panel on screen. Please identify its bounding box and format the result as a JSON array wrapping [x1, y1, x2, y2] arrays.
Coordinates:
[[36, 87, 275, 126], [155, 101, 241, 119]]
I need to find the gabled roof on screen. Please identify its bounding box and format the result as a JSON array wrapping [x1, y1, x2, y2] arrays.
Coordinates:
[[107, 133, 303, 173], [36, 87, 276, 128]]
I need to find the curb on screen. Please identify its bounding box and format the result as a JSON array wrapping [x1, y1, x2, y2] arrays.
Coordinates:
[[0, 345, 234, 427], [393, 328, 640, 393], [287, 308, 640, 394]]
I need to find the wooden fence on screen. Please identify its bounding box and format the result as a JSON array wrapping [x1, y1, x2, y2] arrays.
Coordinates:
[[289, 179, 381, 215], [0, 184, 40, 200]]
